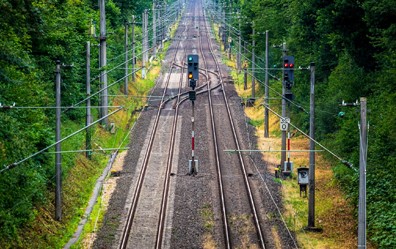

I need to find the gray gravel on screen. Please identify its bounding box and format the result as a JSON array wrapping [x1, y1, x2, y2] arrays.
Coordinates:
[[93, 0, 298, 248]]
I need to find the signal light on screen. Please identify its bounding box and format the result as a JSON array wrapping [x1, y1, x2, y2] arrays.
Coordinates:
[[284, 62, 294, 68], [283, 55, 295, 85], [187, 54, 199, 81]]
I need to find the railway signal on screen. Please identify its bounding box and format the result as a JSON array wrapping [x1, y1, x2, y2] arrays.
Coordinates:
[[187, 55, 199, 175], [187, 54, 199, 83], [283, 55, 295, 84], [283, 55, 295, 100], [189, 79, 196, 89], [189, 90, 196, 101]]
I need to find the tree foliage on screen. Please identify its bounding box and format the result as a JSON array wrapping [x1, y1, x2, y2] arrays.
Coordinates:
[[0, 0, 147, 244], [230, 0, 396, 246]]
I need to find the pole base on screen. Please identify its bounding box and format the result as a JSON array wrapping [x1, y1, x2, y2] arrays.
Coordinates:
[[303, 226, 323, 233], [188, 160, 198, 176]]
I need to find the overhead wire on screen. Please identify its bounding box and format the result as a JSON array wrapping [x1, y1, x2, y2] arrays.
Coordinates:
[[209, 7, 350, 123], [265, 105, 356, 171], [209, 4, 355, 170], [0, 107, 123, 174], [213, 10, 300, 247]]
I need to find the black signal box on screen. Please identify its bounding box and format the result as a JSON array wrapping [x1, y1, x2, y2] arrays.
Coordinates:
[[189, 90, 196, 101], [283, 55, 295, 83], [187, 55, 199, 81]]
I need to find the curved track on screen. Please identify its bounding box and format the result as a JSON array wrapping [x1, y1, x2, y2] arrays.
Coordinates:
[[118, 0, 268, 248]]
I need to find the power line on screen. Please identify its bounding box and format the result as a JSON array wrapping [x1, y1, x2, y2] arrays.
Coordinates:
[[46, 148, 129, 154], [264, 105, 355, 171], [0, 107, 123, 174], [0, 105, 122, 110], [65, 67, 143, 112]]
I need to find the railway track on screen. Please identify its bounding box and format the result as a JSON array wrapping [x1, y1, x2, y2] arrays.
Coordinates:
[[116, 0, 268, 248], [196, 1, 267, 248], [118, 11, 188, 248]]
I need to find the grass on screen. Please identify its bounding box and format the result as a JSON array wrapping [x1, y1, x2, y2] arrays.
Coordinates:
[[200, 204, 217, 249], [229, 214, 259, 249]]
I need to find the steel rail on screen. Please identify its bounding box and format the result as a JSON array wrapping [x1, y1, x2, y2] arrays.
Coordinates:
[[118, 15, 187, 249], [197, 3, 232, 249], [154, 22, 189, 249], [201, 2, 267, 248]]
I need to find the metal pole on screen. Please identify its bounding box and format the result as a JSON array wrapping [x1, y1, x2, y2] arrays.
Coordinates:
[[244, 68, 247, 90], [281, 43, 287, 169], [228, 12, 231, 60], [145, 10, 148, 64], [308, 62, 316, 228], [264, 30, 269, 138], [358, 97, 367, 248], [191, 101, 195, 175], [131, 15, 136, 82], [142, 10, 147, 79], [153, 2, 157, 57], [251, 22, 255, 98], [244, 41, 247, 57], [55, 60, 62, 221], [223, 7, 226, 50], [237, 11, 241, 74], [160, 5, 164, 50], [98, 43, 102, 119], [124, 20, 129, 94], [86, 42, 92, 160], [161, 5, 164, 49], [99, 0, 108, 125]]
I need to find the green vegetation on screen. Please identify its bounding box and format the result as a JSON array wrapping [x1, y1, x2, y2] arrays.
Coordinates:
[[216, 0, 396, 247], [1, 0, 395, 247], [200, 203, 215, 231], [0, 0, 175, 247]]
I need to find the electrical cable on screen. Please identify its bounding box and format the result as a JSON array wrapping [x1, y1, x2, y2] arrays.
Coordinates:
[[0, 107, 123, 174], [1, 105, 122, 110], [265, 105, 356, 171], [65, 67, 143, 112]]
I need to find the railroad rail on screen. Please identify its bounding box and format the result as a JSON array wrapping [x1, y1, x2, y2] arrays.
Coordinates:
[[118, 0, 267, 248], [197, 0, 267, 247], [118, 12, 188, 249]]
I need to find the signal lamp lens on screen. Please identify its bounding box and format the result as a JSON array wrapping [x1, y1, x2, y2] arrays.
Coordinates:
[[188, 73, 193, 79], [188, 56, 193, 61], [284, 63, 289, 68], [290, 63, 294, 68]]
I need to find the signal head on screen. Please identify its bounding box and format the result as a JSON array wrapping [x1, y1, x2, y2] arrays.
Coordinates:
[[284, 60, 289, 68]]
